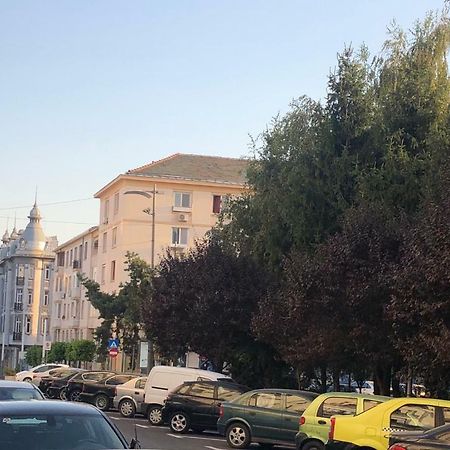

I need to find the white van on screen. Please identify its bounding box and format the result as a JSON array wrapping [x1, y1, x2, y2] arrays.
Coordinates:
[[143, 366, 231, 425]]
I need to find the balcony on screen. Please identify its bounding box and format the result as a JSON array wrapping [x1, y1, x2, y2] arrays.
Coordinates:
[[13, 332, 22, 341], [13, 303, 23, 311]]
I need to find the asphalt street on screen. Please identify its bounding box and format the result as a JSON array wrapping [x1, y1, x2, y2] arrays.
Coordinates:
[[107, 412, 294, 450]]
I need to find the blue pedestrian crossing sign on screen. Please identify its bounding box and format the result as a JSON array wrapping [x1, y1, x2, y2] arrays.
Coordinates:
[[108, 338, 119, 350]]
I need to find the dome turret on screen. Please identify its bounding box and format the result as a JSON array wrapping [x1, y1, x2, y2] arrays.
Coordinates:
[[2, 229, 9, 244], [21, 202, 46, 252]]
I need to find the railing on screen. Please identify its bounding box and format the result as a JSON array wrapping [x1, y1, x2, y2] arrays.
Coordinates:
[[13, 303, 23, 311], [12, 332, 22, 341]]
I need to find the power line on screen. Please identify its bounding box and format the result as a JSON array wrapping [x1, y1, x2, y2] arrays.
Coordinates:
[[0, 197, 95, 211], [0, 215, 95, 226]]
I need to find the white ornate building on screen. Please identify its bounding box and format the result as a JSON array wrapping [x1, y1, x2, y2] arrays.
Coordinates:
[[0, 203, 57, 369]]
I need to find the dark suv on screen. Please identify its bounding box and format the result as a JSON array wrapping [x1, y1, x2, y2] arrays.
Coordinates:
[[162, 380, 249, 434]]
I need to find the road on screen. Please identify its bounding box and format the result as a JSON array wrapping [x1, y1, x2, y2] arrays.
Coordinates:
[[107, 412, 294, 450]]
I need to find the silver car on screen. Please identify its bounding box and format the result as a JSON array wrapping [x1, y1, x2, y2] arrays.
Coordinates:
[[113, 376, 147, 418]]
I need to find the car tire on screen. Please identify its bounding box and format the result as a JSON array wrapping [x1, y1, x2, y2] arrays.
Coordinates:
[[226, 422, 251, 449], [23, 377, 32, 382], [302, 441, 324, 450], [69, 389, 82, 402], [59, 388, 68, 401], [94, 394, 110, 411], [169, 411, 190, 434], [119, 399, 136, 418], [147, 406, 163, 425]]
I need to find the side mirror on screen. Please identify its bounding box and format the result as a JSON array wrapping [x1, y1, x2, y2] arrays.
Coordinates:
[[130, 438, 141, 449]]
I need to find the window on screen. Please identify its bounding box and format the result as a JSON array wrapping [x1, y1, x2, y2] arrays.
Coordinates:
[[174, 384, 191, 395], [41, 317, 49, 335], [363, 399, 382, 412], [44, 291, 49, 306], [114, 192, 119, 214], [106, 375, 135, 385], [249, 392, 283, 410], [217, 386, 244, 402], [17, 264, 25, 277], [57, 252, 64, 267], [83, 242, 88, 260], [16, 288, 23, 304], [443, 408, 450, 424], [63, 303, 67, 319], [135, 379, 146, 390], [285, 394, 310, 414], [101, 264, 106, 284], [28, 264, 35, 279], [174, 192, 191, 208], [188, 383, 215, 399], [112, 227, 117, 247], [65, 251, 69, 267], [14, 317, 22, 333], [104, 198, 110, 223], [172, 227, 188, 246], [212, 195, 222, 214], [390, 404, 436, 431], [44, 266, 50, 280], [74, 246, 78, 261], [111, 260, 116, 282], [57, 303, 61, 319], [25, 316, 31, 334], [102, 232, 107, 253], [320, 397, 357, 418], [70, 249, 73, 265], [27, 290, 33, 305]]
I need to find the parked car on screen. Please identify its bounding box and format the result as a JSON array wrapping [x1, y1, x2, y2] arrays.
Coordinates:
[[389, 424, 450, 450], [15, 363, 69, 383], [78, 374, 138, 411], [0, 380, 45, 401], [0, 400, 138, 449], [162, 380, 249, 433], [66, 371, 115, 402], [217, 388, 318, 449], [45, 368, 86, 400], [327, 397, 450, 450], [295, 392, 390, 450], [143, 365, 232, 425], [113, 376, 147, 418], [39, 368, 83, 397]]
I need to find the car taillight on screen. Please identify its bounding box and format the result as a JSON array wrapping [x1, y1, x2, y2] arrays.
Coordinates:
[[299, 416, 306, 425], [219, 405, 224, 417], [389, 445, 407, 450], [329, 417, 336, 440]]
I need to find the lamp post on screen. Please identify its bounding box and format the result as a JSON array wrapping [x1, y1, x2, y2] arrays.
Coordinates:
[[124, 185, 161, 373]]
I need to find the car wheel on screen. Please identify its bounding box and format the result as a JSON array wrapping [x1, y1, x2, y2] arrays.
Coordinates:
[[148, 406, 163, 425], [94, 394, 110, 411], [302, 441, 324, 450], [59, 388, 68, 401], [119, 399, 136, 418], [23, 377, 32, 382], [169, 411, 190, 434], [69, 389, 82, 402], [227, 422, 251, 449]]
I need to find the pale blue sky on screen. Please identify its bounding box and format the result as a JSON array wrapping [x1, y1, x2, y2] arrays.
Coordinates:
[[0, 0, 445, 243]]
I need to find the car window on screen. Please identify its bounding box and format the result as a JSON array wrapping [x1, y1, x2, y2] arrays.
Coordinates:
[[250, 392, 283, 410], [82, 373, 110, 381], [197, 376, 212, 381], [363, 400, 382, 412], [390, 404, 436, 431], [135, 379, 146, 389], [106, 375, 134, 386], [217, 386, 245, 402], [443, 408, 450, 424], [189, 383, 215, 399], [173, 384, 191, 395], [33, 366, 49, 373], [0, 387, 43, 401], [320, 397, 357, 418], [285, 394, 310, 414]]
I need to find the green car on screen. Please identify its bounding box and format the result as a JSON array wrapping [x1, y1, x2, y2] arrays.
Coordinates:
[[295, 392, 390, 450], [217, 388, 318, 448]]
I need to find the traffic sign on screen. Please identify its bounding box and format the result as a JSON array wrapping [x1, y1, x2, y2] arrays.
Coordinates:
[[109, 347, 118, 357], [107, 338, 119, 350]]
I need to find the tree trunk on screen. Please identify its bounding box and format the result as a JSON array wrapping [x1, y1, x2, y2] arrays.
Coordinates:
[[333, 368, 341, 392], [374, 363, 391, 396], [320, 365, 327, 393]]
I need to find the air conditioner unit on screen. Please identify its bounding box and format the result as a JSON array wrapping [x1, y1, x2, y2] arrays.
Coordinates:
[[178, 214, 188, 222]]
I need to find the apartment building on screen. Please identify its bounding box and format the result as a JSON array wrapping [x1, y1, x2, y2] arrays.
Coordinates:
[[51, 226, 99, 343], [94, 153, 249, 293], [0, 203, 57, 369], [51, 153, 249, 353]]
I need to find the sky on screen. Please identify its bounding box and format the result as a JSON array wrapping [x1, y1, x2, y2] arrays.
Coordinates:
[[0, 0, 445, 243]]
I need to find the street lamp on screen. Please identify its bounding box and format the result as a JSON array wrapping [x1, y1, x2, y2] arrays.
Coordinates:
[[124, 186, 162, 373]]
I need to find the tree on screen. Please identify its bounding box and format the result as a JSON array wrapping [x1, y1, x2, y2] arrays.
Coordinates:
[[47, 342, 67, 363], [141, 238, 272, 379], [82, 252, 153, 368], [65, 340, 96, 367], [25, 346, 42, 367]]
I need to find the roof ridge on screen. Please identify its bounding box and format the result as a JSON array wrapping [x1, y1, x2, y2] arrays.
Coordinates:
[[127, 153, 180, 174]]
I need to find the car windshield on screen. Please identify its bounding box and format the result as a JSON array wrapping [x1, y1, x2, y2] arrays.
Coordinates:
[[0, 387, 43, 401], [0, 414, 126, 449]]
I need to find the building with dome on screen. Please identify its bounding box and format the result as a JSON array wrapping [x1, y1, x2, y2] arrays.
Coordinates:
[[0, 202, 58, 369]]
